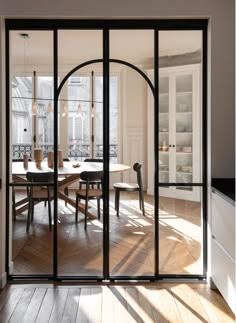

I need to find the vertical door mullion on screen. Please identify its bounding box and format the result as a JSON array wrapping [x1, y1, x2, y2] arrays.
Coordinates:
[[5, 27, 10, 276], [103, 29, 109, 280], [171, 74, 176, 187], [154, 29, 159, 278], [202, 27, 208, 276], [53, 29, 58, 279]]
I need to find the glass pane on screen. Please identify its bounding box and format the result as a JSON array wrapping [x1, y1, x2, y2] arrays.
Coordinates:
[[159, 188, 203, 274], [159, 76, 170, 184], [58, 30, 103, 277], [37, 76, 55, 157], [10, 30, 54, 275], [159, 30, 203, 275], [159, 31, 202, 186], [95, 75, 118, 163], [12, 76, 32, 154], [109, 30, 154, 276], [68, 76, 90, 161]]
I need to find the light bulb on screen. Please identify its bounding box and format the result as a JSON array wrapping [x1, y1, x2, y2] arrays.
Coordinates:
[[32, 101, 37, 115], [47, 102, 53, 113], [62, 104, 68, 117]]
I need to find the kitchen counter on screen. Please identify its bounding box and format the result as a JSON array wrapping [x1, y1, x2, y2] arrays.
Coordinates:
[[212, 178, 235, 205]]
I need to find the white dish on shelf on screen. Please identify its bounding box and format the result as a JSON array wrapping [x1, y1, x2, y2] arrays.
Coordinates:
[[160, 128, 168, 132], [182, 146, 192, 153], [181, 165, 192, 172]]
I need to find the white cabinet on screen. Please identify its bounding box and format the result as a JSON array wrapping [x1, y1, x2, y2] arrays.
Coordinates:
[[211, 189, 235, 314], [147, 64, 201, 201]]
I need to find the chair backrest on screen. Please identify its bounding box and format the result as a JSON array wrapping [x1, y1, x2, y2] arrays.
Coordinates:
[[133, 162, 143, 189], [26, 172, 54, 183], [13, 158, 32, 162], [84, 158, 103, 163], [26, 172, 54, 199], [80, 170, 103, 183]]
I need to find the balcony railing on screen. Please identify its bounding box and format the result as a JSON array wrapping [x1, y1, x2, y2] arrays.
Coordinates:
[[12, 143, 118, 161]]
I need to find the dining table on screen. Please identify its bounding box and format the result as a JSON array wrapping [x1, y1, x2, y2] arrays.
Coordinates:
[[12, 160, 130, 217]]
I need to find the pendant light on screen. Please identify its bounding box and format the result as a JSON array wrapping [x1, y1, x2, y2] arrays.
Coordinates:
[[77, 103, 82, 117], [62, 104, 68, 117], [47, 102, 53, 113], [32, 70, 38, 115]]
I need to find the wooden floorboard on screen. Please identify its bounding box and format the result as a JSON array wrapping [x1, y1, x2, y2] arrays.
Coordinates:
[[0, 284, 234, 323]]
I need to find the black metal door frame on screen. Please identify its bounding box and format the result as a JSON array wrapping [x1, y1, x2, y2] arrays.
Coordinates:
[[5, 19, 208, 282]]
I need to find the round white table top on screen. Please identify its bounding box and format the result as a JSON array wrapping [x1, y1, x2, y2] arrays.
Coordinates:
[[12, 161, 130, 176]]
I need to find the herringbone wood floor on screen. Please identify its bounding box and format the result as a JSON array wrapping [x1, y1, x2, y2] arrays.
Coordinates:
[[0, 284, 234, 322], [12, 191, 202, 276]]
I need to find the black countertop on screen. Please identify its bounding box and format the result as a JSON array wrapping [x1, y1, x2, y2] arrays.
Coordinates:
[[212, 178, 235, 202]]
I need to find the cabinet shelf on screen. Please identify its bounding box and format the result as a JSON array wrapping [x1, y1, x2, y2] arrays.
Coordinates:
[[176, 171, 192, 175], [176, 91, 192, 95], [176, 132, 192, 134]]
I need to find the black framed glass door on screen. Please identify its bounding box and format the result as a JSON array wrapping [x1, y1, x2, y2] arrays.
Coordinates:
[[6, 19, 208, 282]]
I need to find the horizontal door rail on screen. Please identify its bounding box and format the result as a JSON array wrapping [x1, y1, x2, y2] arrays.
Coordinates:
[[158, 182, 204, 186], [9, 182, 55, 187]]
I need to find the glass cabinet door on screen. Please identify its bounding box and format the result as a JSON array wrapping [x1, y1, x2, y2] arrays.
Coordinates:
[[175, 73, 193, 192], [159, 76, 170, 185]]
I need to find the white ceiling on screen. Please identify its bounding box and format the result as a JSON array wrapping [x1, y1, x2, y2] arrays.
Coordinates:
[[11, 29, 202, 66]]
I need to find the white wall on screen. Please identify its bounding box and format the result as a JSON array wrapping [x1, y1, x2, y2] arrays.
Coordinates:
[[0, 0, 235, 286], [122, 67, 147, 187]]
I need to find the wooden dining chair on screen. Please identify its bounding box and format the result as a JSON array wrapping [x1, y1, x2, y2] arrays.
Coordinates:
[[113, 162, 145, 217], [79, 158, 103, 189], [75, 170, 103, 230], [26, 172, 54, 232]]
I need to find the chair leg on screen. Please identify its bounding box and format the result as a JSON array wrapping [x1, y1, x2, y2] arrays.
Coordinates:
[[97, 198, 100, 219], [48, 199, 52, 231], [114, 189, 118, 211], [31, 201, 34, 222], [64, 187, 69, 206], [140, 189, 145, 216], [139, 190, 142, 210], [44, 201, 47, 207], [84, 197, 88, 230], [75, 195, 79, 222], [116, 190, 120, 217], [26, 199, 31, 232]]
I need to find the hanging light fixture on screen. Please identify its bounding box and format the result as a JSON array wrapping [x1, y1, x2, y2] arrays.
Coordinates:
[[47, 102, 53, 113], [77, 103, 82, 116], [32, 70, 38, 115], [32, 101, 37, 115], [19, 33, 38, 116], [62, 103, 68, 117]]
